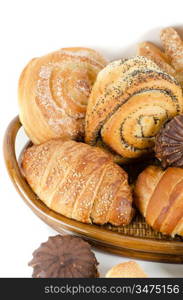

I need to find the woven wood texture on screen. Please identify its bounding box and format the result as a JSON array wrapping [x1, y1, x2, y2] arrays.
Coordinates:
[[105, 214, 183, 241]]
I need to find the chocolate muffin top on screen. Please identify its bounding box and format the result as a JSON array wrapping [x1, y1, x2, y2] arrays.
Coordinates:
[[28, 235, 98, 278], [155, 115, 183, 168]]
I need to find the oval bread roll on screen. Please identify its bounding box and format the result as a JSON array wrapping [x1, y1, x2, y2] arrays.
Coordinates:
[[134, 165, 183, 236], [21, 139, 134, 226]]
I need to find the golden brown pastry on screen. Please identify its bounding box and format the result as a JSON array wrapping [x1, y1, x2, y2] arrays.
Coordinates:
[[21, 139, 134, 226], [105, 261, 148, 278], [85, 56, 183, 162], [137, 41, 176, 76], [18, 47, 107, 144], [134, 165, 183, 236], [95, 139, 129, 164], [137, 27, 183, 85], [161, 27, 183, 72]]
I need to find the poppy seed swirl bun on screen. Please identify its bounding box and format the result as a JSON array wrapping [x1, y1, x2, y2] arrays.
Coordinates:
[[85, 56, 183, 161]]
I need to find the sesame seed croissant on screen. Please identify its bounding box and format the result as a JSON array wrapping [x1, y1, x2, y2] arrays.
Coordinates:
[[18, 47, 107, 144], [21, 139, 134, 226], [85, 56, 183, 162]]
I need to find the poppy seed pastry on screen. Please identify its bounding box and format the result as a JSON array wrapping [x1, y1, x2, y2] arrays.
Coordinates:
[[85, 56, 183, 162], [28, 235, 99, 278], [155, 115, 183, 168]]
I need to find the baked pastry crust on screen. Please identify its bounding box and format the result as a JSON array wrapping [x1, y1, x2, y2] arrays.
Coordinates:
[[160, 27, 183, 73], [105, 261, 147, 278], [85, 56, 183, 160], [21, 139, 134, 226], [134, 165, 183, 236], [137, 27, 183, 86], [137, 41, 176, 76], [18, 47, 107, 144]]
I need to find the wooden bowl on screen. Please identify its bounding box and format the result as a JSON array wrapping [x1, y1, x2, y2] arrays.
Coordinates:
[[3, 116, 183, 263]]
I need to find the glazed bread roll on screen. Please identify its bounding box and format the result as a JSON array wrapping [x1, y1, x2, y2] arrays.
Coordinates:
[[134, 165, 183, 236], [85, 56, 183, 161], [18, 47, 107, 144], [21, 139, 134, 226], [137, 27, 183, 85], [106, 261, 147, 278]]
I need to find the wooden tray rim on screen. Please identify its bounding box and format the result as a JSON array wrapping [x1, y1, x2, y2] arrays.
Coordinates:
[[3, 116, 183, 261]]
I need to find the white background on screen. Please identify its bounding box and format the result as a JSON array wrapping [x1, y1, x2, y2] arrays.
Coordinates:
[[0, 0, 183, 277]]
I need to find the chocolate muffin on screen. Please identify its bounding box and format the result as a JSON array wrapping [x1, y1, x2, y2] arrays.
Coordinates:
[[155, 115, 183, 168], [28, 235, 99, 278]]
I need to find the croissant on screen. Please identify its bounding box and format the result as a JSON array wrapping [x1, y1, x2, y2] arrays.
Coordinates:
[[137, 27, 183, 86], [21, 139, 134, 226], [85, 56, 183, 161], [134, 165, 183, 236], [18, 47, 107, 144]]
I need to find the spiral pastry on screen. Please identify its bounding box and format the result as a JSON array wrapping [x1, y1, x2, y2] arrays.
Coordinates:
[[85, 56, 183, 161], [18, 47, 107, 144]]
